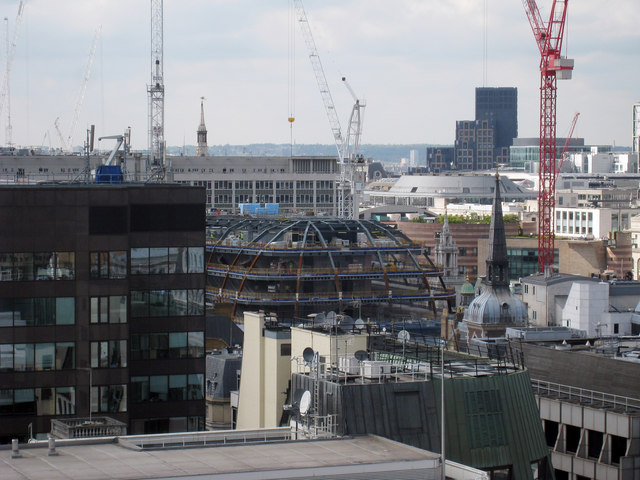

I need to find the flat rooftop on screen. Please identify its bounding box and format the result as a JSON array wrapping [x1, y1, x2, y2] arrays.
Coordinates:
[[0, 433, 479, 480]]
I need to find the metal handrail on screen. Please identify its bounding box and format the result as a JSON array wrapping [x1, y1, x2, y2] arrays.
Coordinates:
[[208, 287, 456, 302], [531, 379, 640, 412]]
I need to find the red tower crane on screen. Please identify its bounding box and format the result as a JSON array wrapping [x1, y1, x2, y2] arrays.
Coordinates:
[[522, 0, 574, 274]]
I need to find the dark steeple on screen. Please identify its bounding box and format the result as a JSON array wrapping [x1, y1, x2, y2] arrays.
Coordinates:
[[484, 173, 509, 287]]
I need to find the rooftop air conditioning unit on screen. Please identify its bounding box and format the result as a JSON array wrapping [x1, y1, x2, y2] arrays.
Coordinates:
[[362, 360, 392, 379]]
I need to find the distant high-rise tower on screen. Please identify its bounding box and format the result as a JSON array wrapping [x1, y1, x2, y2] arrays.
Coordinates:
[[475, 87, 518, 163], [196, 97, 209, 157]]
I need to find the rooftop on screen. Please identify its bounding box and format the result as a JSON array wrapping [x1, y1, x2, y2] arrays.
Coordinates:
[[0, 432, 486, 480]]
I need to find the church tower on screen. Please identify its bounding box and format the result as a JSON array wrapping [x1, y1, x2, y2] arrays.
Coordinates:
[[196, 97, 209, 157], [435, 210, 458, 279], [462, 173, 527, 338]]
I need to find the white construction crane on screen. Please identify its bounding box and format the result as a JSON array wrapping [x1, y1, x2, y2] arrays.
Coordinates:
[[67, 26, 101, 150], [292, 0, 364, 219], [1, 1, 25, 147], [148, 0, 165, 172]]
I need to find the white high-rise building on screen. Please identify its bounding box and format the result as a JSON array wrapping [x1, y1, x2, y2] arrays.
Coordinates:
[[633, 103, 640, 155]]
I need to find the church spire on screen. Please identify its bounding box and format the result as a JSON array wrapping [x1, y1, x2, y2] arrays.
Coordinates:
[[485, 173, 509, 287], [196, 97, 209, 157]]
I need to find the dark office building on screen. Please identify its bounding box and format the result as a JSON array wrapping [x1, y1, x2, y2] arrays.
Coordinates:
[[426, 146, 455, 173], [449, 87, 518, 171], [475, 87, 518, 159], [0, 184, 206, 442]]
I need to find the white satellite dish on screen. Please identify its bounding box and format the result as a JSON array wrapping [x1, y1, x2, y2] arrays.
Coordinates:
[[355, 318, 365, 330], [398, 330, 411, 342], [314, 312, 326, 327], [299, 390, 311, 415]]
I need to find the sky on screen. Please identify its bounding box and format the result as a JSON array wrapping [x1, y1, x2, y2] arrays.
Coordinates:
[[1, 0, 639, 152]]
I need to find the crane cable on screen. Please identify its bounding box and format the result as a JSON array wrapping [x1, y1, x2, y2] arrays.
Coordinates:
[[288, 0, 296, 157]]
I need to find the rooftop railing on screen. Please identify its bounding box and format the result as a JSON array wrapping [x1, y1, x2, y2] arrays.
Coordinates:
[[531, 379, 640, 413]]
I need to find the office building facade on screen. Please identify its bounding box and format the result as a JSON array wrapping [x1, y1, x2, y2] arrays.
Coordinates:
[[0, 184, 206, 442]]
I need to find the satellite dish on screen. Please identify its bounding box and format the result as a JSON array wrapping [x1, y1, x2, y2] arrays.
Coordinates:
[[339, 315, 355, 332], [299, 390, 311, 415], [325, 311, 337, 328], [355, 318, 365, 330], [354, 350, 368, 361], [292, 389, 305, 405], [398, 330, 410, 342], [314, 312, 325, 327], [302, 347, 315, 364]]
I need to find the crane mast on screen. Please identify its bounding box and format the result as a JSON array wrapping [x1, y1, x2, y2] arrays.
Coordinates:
[[293, 0, 362, 219], [522, 0, 573, 274], [67, 26, 101, 151], [148, 0, 164, 171], [1, 1, 24, 147]]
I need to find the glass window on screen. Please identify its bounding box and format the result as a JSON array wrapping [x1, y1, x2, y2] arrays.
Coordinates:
[[109, 340, 126, 368], [0, 298, 13, 326], [169, 332, 187, 359], [188, 374, 204, 400], [91, 342, 99, 368], [149, 248, 169, 274], [98, 385, 126, 413], [130, 291, 149, 317], [149, 333, 169, 360], [90, 252, 100, 279], [14, 298, 33, 326], [0, 344, 13, 371], [14, 389, 36, 415], [34, 298, 55, 325], [35, 387, 55, 416], [14, 344, 34, 371], [99, 252, 109, 278], [131, 248, 149, 275], [188, 332, 204, 358], [100, 341, 109, 368], [149, 376, 168, 402], [0, 253, 12, 281], [56, 387, 76, 415], [14, 253, 34, 281], [130, 334, 148, 361], [55, 342, 75, 370], [0, 389, 12, 415], [35, 343, 55, 371], [169, 375, 187, 401], [56, 297, 75, 325], [56, 252, 75, 280], [34, 252, 55, 280], [149, 290, 169, 316], [109, 251, 127, 279], [109, 296, 127, 323], [168, 247, 186, 274], [188, 247, 205, 273], [188, 289, 204, 316], [169, 290, 188, 316]]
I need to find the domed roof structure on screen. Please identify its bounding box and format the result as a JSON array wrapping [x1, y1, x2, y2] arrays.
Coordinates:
[[463, 174, 527, 337], [460, 277, 475, 296], [206, 217, 455, 322]]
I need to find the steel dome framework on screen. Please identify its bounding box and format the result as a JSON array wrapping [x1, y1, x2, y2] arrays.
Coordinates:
[[206, 217, 454, 321]]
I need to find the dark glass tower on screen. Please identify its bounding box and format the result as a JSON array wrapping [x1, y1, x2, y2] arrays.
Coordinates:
[[475, 87, 518, 152]]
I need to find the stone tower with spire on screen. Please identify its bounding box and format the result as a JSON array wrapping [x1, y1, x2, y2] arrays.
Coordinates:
[[435, 210, 464, 307], [196, 97, 209, 157], [462, 173, 527, 338]]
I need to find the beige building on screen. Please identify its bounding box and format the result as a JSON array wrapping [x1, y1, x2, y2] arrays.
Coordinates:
[[235, 312, 291, 429]]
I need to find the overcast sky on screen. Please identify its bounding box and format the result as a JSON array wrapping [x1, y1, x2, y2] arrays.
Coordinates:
[[1, 0, 639, 152]]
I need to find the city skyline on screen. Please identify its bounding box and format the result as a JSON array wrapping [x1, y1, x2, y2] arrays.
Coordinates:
[[1, 0, 638, 151]]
